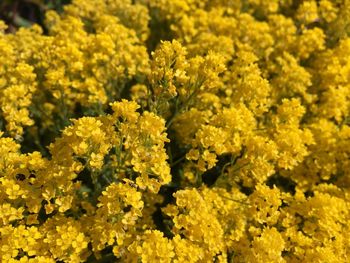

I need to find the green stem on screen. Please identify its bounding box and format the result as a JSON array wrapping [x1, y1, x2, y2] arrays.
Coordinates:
[[171, 154, 186, 167]]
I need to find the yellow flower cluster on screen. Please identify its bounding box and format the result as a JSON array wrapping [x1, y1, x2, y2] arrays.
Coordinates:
[[1, 0, 350, 262]]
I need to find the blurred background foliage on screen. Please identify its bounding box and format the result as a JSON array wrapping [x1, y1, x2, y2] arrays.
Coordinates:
[[0, 0, 70, 33]]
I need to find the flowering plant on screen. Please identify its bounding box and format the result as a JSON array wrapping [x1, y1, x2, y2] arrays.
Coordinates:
[[1, 0, 350, 262]]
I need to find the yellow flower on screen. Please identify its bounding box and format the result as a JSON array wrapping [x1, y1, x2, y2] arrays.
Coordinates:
[[130, 230, 175, 263], [248, 184, 282, 225]]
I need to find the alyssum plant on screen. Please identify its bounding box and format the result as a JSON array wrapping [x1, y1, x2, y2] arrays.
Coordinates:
[[1, 0, 350, 262]]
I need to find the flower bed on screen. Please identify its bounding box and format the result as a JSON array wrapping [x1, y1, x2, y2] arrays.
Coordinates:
[[1, 0, 350, 262]]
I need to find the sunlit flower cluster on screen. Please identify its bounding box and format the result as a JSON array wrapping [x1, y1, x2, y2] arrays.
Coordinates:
[[1, 0, 350, 262]]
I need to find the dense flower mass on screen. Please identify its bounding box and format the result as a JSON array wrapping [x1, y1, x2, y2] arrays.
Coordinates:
[[1, 0, 350, 262]]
